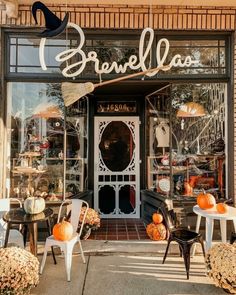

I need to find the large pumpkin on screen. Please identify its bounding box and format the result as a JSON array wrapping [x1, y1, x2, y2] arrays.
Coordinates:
[[197, 191, 216, 210], [53, 220, 73, 241], [146, 222, 166, 241], [216, 203, 228, 214], [24, 197, 45, 214], [152, 212, 163, 224]]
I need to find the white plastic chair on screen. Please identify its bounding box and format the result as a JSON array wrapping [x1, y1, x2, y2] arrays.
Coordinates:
[[40, 199, 89, 281], [0, 198, 24, 248]]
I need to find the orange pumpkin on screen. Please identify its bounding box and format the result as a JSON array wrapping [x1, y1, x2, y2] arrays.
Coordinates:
[[152, 212, 163, 224], [216, 203, 228, 214], [53, 220, 73, 241], [197, 191, 216, 210], [146, 222, 166, 241]]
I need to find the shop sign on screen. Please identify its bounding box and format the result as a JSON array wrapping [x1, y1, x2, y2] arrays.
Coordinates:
[[96, 101, 137, 113], [39, 22, 199, 78]]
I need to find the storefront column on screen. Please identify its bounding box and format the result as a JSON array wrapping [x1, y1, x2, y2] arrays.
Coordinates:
[[0, 28, 5, 198], [234, 34, 236, 206]]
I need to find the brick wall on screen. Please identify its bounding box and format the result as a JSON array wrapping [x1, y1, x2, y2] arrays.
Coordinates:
[[0, 4, 236, 30]]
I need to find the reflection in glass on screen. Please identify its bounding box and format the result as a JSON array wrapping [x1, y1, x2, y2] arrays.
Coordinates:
[[7, 82, 88, 200]]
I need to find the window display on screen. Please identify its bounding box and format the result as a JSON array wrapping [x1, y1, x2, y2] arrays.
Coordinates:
[[146, 83, 227, 200], [6, 82, 88, 201]]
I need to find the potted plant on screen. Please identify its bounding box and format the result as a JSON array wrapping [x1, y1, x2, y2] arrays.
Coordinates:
[[79, 207, 100, 240]]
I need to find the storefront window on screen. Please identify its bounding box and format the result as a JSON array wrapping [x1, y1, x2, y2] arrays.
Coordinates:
[[6, 82, 88, 201], [158, 39, 226, 75], [146, 83, 227, 200], [9, 37, 72, 74]]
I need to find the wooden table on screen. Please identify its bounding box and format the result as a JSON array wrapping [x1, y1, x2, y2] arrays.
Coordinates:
[[193, 205, 236, 253], [3, 207, 53, 256]]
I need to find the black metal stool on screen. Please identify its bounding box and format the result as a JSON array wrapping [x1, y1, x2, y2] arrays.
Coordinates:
[[160, 207, 205, 280]]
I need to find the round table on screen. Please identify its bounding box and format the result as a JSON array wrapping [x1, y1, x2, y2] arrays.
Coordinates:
[[193, 205, 236, 252], [3, 207, 53, 256]]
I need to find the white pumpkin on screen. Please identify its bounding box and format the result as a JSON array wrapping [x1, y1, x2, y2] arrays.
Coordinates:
[[24, 197, 45, 214]]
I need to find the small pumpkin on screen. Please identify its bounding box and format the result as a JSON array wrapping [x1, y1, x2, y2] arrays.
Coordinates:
[[24, 196, 45, 214], [197, 190, 216, 210], [152, 212, 163, 224], [53, 220, 73, 241], [216, 203, 228, 214], [146, 222, 166, 241]]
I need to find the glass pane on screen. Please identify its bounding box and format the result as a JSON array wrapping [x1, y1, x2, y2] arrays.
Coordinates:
[[65, 98, 88, 195], [6, 83, 88, 200], [157, 38, 226, 75], [10, 45, 16, 66], [99, 121, 135, 172], [145, 83, 227, 200]]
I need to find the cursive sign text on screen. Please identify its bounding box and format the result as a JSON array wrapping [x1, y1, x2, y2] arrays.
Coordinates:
[[39, 23, 199, 78]]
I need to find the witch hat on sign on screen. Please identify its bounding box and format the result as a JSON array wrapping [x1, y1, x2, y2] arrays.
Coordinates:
[[32, 1, 69, 38]]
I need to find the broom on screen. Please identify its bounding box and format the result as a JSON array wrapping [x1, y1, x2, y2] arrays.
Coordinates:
[[61, 64, 171, 107]]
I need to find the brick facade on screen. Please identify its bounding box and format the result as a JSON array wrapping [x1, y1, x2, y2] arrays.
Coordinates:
[[1, 4, 236, 30]]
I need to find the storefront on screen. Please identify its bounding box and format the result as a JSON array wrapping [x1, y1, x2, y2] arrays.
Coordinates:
[[0, 1, 235, 221]]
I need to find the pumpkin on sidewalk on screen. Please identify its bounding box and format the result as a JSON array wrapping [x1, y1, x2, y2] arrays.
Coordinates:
[[146, 212, 166, 241]]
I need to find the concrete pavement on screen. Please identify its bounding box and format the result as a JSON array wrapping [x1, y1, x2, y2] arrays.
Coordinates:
[[32, 240, 226, 295]]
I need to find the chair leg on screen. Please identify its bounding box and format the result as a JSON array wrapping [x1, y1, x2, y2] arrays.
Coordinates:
[[162, 238, 171, 264], [40, 245, 49, 274], [64, 247, 73, 282], [198, 236, 206, 257], [179, 245, 182, 257], [181, 243, 192, 280], [230, 232, 236, 244], [78, 239, 86, 264], [45, 219, 57, 264], [51, 246, 57, 264]]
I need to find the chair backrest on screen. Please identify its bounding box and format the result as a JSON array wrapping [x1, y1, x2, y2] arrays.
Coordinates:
[[58, 199, 89, 236], [158, 206, 176, 232]]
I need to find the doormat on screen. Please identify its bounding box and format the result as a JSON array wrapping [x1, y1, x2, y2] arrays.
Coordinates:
[[89, 218, 149, 240]]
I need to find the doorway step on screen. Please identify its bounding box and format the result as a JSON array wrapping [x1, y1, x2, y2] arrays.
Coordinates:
[[89, 218, 149, 241]]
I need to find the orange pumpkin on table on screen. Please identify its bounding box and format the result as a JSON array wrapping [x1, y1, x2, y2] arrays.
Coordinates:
[[53, 220, 73, 241], [197, 190, 216, 210], [152, 212, 163, 224], [216, 203, 228, 214]]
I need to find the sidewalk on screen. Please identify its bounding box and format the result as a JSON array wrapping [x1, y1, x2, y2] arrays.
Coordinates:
[[32, 240, 226, 295]]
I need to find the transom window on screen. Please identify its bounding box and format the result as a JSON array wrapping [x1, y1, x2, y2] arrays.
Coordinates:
[[6, 31, 229, 79]]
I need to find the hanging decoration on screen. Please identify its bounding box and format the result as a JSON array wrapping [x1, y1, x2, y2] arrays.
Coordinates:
[[32, 2, 201, 107], [61, 64, 171, 106], [32, 1, 69, 37]]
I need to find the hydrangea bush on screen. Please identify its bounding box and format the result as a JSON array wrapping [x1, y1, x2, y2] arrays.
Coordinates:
[[0, 247, 39, 295], [79, 207, 100, 230], [206, 243, 236, 294], [79, 207, 101, 239]]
